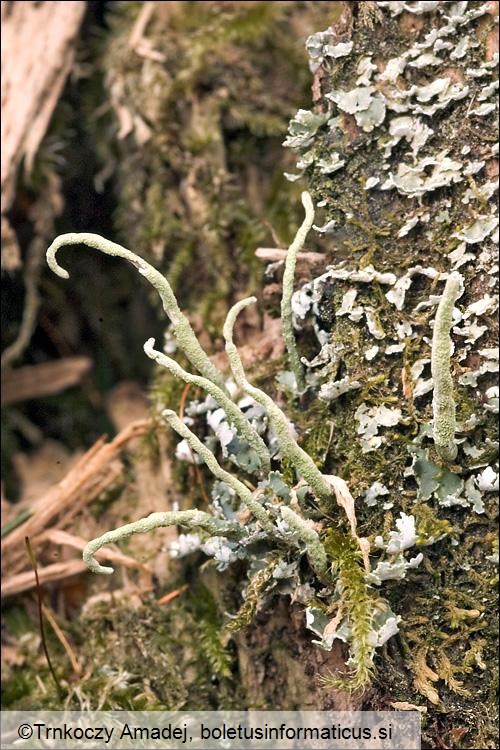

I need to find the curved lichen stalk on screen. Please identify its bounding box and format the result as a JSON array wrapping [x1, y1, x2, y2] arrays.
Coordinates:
[[281, 191, 315, 392], [223, 297, 335, 509], [83, 509, 245, 575], [163, 409, 274, 533], [46, 233, 228, 393], [49, 226, 376, 690], [431, 272, 462, 462], [144, 337, 271, 476]]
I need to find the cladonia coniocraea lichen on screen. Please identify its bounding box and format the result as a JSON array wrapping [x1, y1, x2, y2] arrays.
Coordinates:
[[46, 193, 407, 691], [431, 272, 463, 462]]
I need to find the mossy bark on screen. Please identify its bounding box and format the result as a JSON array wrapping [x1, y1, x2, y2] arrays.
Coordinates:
[[281, 2, 498, 746], [2, 3, 498, 746]]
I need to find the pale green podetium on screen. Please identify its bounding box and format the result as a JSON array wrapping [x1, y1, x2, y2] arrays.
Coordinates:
[[431, 272, 463, 462], [46, 233, 228, 394], [47, 216, 376, 691], [281, 191, 315, 392], [223, 297, 335, 509], [144, 338, 271, 476], [279, 506, 328, 579], [83, 510, 245, 575], [161, 409, 274, 533]]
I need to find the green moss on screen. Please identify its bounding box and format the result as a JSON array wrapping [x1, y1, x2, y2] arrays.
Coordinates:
[[3, 592, 243, 711], [80, 0, 336, 326], [413, 504, 456, 545], [188, 583, 233, 679], [225, 556, 279, 634], [322, 529, 376, 692]]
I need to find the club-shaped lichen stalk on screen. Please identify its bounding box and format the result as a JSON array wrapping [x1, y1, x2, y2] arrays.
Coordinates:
[[431, 272, 462, 462], [144, 337, 271, 476], [46, 233, 228, 394], [162, 409, 275, 533], [223, 297, 335, 509], [83, 509, 245, 575], [281, 191, 315, 392]]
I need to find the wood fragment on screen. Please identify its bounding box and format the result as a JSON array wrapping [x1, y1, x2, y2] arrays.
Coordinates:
[[255, 247, 325, 264], [1, 420, 151, 578], [1, 1, 86, 212], [1, 357, 92, 406], [2, 560, 88, 598]]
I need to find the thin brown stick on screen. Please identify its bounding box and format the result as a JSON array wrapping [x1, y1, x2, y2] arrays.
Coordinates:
[[42, 604, 82, 677], [157, 584, 188, 605], [176, 382, 210, 505], [178, 382, 191, 421], [25, 537, 63, 698]]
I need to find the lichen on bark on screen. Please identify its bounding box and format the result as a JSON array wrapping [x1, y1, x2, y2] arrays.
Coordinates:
[[281, 1, 498, 744]]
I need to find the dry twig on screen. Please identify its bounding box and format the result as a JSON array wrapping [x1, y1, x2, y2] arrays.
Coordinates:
[[1, 419, 152, 597]]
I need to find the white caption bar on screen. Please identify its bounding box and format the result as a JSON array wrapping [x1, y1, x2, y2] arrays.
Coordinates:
[[1, 711, 420, 749]]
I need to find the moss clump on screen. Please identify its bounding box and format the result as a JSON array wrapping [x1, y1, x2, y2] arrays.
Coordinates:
[[2, 590, 243, 711], [322, 529, 375, 692], [81, 1, 337, 321]]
